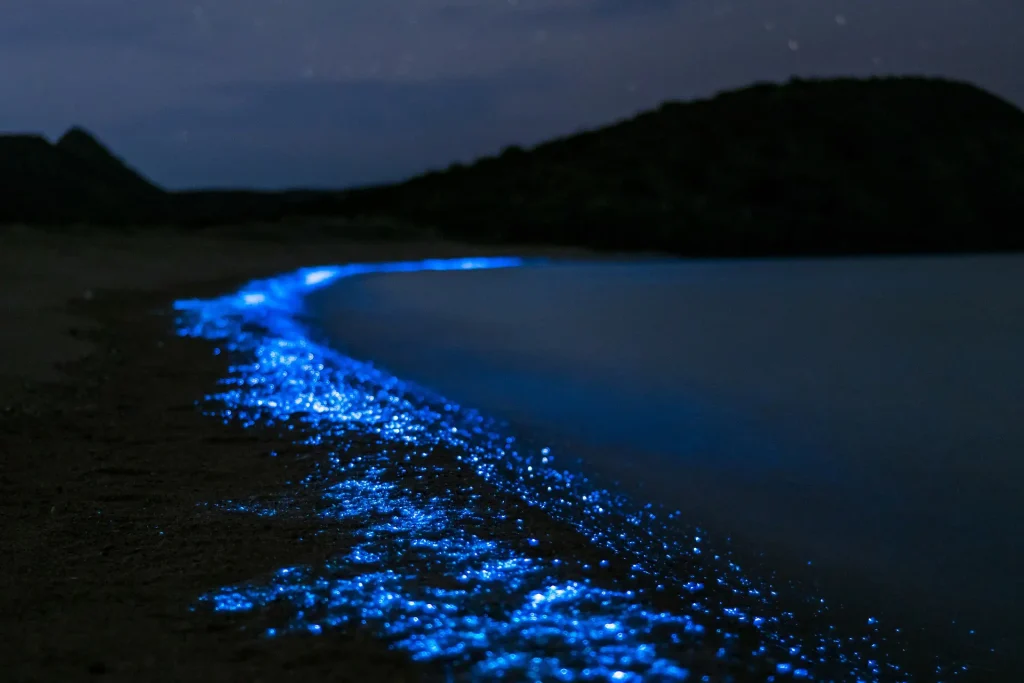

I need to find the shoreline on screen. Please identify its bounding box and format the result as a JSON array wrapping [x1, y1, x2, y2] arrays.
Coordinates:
[[0, 225, 597, 403], [171, 260, 968, 681], [1, 232, 1016, 680], [0, 232, 570, 681], [307, 254, 1024, 670], [1, 279, 431, 681]]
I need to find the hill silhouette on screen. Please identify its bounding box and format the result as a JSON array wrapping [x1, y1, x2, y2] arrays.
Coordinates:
[[0, 128, 168, 226], [330, 76, 1024, 255], [2, 76, 1024, 255], [55, 127, 164, 200]]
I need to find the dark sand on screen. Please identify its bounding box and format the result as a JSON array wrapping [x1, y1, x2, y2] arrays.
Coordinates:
[[310, 255, 1024, 665]]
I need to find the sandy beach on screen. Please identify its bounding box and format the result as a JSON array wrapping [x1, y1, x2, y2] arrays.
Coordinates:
[[1, 229, 1016, 681]]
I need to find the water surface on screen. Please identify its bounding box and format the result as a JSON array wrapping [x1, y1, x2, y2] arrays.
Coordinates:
[[308, 255, 1024, 660]]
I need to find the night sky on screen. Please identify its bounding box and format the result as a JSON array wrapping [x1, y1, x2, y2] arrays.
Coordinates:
[[2, 0, 1021, 190]]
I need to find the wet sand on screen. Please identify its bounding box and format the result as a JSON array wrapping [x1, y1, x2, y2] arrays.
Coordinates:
[[310, 254, 1024, 661]]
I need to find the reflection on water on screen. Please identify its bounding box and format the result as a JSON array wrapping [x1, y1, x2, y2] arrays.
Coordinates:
[[173, 258, 961, 681]]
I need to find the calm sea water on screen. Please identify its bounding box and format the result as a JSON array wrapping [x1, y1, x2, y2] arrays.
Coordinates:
[[307, 254, 1024, 667]]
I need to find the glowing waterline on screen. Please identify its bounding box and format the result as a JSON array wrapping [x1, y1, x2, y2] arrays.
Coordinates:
[[174, 256, 961, 682]]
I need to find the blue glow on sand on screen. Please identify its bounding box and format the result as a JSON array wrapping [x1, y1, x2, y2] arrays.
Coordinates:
[[174, 256, 963, 682]]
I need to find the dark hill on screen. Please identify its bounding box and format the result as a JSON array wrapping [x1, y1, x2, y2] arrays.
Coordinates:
[[55, 126, 163, 199], [2, 76, 1023, 255], [0, 128, 168, 226], [331, 76, 1024, 255], [0, 128, 336, 227]]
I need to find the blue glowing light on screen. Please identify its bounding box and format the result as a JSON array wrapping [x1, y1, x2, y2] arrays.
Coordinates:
[[174, 256, 964, 681]]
